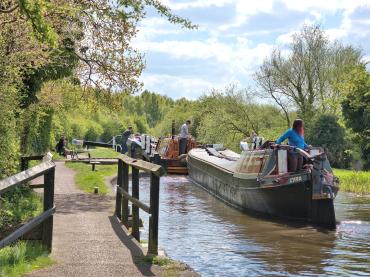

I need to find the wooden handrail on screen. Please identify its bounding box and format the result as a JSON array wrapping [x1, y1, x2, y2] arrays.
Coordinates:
[[0, 206, 56, 248], [115, 155, 162, 255], [20, 154, 45, 161], [0, 161, 55, 194], [119, 155, 165, 177], [0, 153, 55, 251], [116, 186, 150, 213]]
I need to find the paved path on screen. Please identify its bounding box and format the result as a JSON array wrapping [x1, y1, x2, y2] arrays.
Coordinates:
[[28, 161, 165, 277]]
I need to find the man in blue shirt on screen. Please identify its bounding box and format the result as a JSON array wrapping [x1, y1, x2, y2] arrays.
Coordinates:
[[276, 119, 309, 172]]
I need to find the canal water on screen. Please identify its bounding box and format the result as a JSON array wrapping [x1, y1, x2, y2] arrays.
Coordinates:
[[135, 176, 370, 277]]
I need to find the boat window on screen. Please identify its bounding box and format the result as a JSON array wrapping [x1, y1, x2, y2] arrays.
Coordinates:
[[235, 150, 271, 174]]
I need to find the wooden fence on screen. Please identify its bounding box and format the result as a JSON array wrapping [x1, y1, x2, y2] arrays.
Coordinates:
[[0, 153, 55, 251], [115, 155, 164, 255]]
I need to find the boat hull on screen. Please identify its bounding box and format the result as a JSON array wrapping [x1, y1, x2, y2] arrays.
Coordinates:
[[188, 156, 312, 220], [188, 151, 337, 228]]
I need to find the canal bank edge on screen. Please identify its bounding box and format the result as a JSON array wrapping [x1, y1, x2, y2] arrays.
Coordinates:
[[107, 175, 200, 277]]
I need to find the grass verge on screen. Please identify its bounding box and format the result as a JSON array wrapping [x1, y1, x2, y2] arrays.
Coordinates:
[[86, 147, 120, 158], [0, 241, 55, 277], [65, 147, 120, 194], [140, 255, 194, 277], [334, 169, 370, 194], [0, 187, 43, 237]]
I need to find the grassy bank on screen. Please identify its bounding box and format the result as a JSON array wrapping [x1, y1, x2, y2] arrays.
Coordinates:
[[0, 241, 54, 276], [0, 172, 54, 276], [140, 255, 197, 277], [334, 169, 370, 194], [65, 147, 120, 194], [0, 187, 43, 237]]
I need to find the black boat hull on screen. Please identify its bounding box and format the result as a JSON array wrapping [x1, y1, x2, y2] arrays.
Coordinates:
[[188, 153, 336, 227]]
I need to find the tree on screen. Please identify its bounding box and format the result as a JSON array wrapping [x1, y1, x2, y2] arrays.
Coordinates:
[[340, 65, 370, 169], [196, 86, 286, 150], [308, 115, 346, 167], [1, 0, 196, 92], [254, 25, 362, 126], [0, 0, 195, 155]]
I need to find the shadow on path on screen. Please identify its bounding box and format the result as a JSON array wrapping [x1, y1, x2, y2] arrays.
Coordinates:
[[109, 216, 156, 276], [55, 193, 114, 214]]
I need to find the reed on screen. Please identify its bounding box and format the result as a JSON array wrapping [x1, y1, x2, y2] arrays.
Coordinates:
[[334, 169, 370, 194]]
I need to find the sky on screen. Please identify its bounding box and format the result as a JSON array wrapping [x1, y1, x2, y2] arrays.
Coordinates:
[[132, 0, 370, 100]]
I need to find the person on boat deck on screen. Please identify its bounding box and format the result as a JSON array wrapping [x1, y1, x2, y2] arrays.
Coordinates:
[[179, 120, 191, 155], [275, 119, 309, 172], [121, 126, 133, 154]]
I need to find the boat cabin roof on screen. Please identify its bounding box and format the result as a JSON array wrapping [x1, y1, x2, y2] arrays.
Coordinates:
[[189, 148, 275, 177]]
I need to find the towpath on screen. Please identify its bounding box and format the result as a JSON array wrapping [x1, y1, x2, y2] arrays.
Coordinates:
[[28, 161, 167, 277]]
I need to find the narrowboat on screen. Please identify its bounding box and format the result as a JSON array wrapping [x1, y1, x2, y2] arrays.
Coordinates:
[[155, 136, 196, 174], [187, 143, 339, 228]]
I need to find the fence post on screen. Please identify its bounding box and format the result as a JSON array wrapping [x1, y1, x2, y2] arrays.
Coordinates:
[[153, 153, 161, 165], [131, 167, 140, 241], [42, 168, 55, 252], [121, 162, 129, 226], [115, 159, 123, 220], [20, 157, 29, 171], [148, 173, 160, 255]]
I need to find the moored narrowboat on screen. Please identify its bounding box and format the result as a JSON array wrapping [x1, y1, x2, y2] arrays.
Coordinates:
[[187, 143, 339, 228], [155, 136, 197, 174]]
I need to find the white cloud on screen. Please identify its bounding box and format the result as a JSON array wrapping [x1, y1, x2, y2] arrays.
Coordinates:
[[140, 73, 218, 99], [131, 0, 370, 99], [135, 17, 183, 42], [161, 0, 232, 10], [276, 0, 370, 44], [134, 38, 273, 75], [281, 0, 370, 13], [276, 31, 295, 44], [219, 0, 274, 31]]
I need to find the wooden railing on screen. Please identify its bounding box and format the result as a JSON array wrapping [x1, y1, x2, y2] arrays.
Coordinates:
[[115, 155, 164, 255], [0, 153, 55, 251], [20, 154, 45, 171]]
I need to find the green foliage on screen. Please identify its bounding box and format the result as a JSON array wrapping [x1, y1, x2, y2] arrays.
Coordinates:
[[152, 97, 196, 137], [255, 24, 363, 125], [308, 115, 346, 167], [0, 186, 43, 233], [18, 0, 58, 46], [195, 87, 286, 151], [334, 169, 370, 194], [144, 0, 197, 29], [142, 255, 172, 266], [0, 88, 20, 178], [340, 65, 370, 170], [0, 34, 22, 177], [0, 241, 54, 276], [65, 148, 120, 194]]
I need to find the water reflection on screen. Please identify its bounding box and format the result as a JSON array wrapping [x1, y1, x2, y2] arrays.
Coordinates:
[[133, 176, 370, 277]]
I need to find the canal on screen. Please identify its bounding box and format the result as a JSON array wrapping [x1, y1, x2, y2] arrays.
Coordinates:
[[135, 176, 369, 277]]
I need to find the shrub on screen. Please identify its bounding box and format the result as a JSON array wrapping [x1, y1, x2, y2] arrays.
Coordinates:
[[308, 115, 346, 168]]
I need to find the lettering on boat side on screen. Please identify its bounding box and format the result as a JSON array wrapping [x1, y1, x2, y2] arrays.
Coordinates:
[[289, 176, 302, 183]]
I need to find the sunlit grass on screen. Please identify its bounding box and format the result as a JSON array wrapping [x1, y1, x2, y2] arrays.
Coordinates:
[[140, 255, 192, 277], [334, 169, 370, 194], [0, 187, 43, 235], [65, 147, 120, 194], [87, 147, 121, 158], [0, 241, 55, 277]]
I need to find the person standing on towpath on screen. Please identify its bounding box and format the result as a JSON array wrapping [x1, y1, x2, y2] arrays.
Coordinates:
[[179, 120, 191, 155], [121, 126, 133, 154]]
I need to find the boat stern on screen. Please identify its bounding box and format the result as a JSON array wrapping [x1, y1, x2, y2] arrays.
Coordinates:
[[310, 152, 339, 229]]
